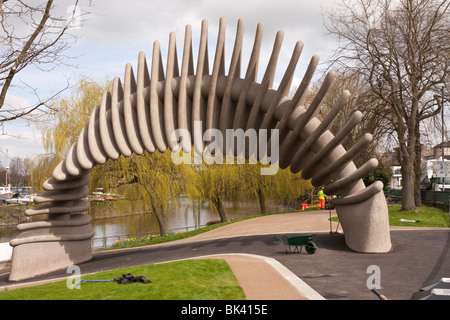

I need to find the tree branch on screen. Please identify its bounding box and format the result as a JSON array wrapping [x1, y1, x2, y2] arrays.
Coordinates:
[[0, 0, 54, 108]]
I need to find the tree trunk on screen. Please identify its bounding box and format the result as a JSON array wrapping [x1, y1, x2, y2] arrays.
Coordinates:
[[152, 204, 168, 236], [400, 159, 417, 211], [257, 188, 267, 214], [214, 197, 228, 222], [399, 99, 419, 212], [414, 131, 422, 207]]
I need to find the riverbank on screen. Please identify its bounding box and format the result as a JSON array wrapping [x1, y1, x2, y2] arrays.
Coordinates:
[[0, 200, 161, 228], [102, 210, 291, 250], [1, 198, 296, 243], [0, 204, 28, 227]]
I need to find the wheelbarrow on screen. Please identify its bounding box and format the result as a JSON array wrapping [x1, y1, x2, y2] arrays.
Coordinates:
[[274, 234, 317, 254]]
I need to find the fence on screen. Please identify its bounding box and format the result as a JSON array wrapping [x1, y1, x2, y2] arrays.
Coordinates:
[[389, 189, 450, 208], [421, 191, 450, 205]]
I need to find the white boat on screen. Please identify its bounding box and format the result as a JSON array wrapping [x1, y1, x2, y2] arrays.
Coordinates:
[[4, 193, 36, 205], [19, 194, 36, 204], [91, 191, 105, 202], [5, 196, 21, 204], [0, 186, 13, 201]]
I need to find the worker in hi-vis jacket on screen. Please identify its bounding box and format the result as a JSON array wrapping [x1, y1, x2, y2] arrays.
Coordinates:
[[318, 188, 325, 209]]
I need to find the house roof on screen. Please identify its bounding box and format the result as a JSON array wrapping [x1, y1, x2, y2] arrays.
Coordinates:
[[433, 141, 450, 149]]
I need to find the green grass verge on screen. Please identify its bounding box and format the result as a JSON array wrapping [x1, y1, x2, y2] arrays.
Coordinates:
[[0, 259, 245, 300], [387, 204, 449, 227], [329, 204, 449, 228]]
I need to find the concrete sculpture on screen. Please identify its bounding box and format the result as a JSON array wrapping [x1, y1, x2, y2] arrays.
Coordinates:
[[9, 18, 392, 281]]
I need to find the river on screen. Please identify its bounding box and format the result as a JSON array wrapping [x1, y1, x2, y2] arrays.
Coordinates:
[[0, 198, 296, 247]]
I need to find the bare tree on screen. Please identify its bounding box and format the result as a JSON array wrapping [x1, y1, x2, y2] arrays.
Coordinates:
[[324, 0, 450, 211], [8, 156, 23, 186], [310, 71, 394, 154], [0, 0, 91, 126]]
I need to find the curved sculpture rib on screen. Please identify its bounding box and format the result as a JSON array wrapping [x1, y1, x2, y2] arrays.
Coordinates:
[[9, 17, 392, 281]]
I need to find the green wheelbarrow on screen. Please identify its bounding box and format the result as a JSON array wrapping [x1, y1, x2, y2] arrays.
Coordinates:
[[274, 234, 318, 254]]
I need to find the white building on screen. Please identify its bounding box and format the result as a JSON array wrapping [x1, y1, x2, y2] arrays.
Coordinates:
[[426, 159, 450, 191], [390, 165, 402, 190], [391, 159, 450, 191]]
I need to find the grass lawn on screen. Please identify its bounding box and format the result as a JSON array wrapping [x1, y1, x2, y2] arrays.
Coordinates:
[[0, 259, 245, 300], [387, 204, 449, 227], [328, 204, 449, 228]]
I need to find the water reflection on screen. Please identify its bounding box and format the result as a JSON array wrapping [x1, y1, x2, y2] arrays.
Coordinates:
[[91, 198, 284, 238]]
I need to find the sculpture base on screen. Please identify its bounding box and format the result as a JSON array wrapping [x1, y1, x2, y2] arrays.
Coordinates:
[[9, 239, 92, 282], [333, 183, 392, 253], [9, 214, 94, 281]]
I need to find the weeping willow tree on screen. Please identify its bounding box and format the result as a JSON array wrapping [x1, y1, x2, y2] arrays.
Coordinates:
[[240, 164, 314, 213], [112, 151, 197, 236], [194, 159, 245, 223], [31, 77, 108, 192], [195, 157, 313, 219]]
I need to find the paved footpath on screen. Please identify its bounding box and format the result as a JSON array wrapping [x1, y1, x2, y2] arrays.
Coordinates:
[[1, 211, 449, 300]]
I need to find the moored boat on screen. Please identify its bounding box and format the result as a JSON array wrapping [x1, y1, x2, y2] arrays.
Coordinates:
[[0, 186, 13, 201]]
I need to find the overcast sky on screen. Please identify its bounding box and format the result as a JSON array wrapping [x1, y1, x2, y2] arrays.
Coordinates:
[[0, 0, 339, 169]]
